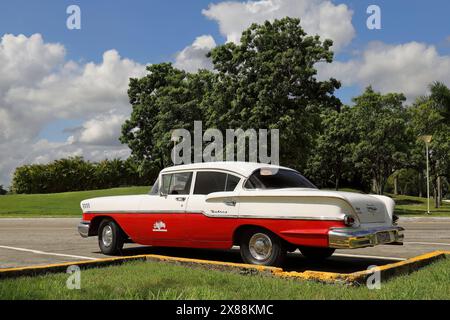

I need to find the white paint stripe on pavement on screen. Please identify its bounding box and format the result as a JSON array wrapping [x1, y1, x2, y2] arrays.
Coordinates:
[[0, 245, 97, 261], [333, 253, 406, 261], [405, 241, 450, 246]]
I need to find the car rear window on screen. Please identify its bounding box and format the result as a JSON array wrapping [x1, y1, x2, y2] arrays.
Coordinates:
[[194, 171, 241, 195], [244, 168, 316, 189]]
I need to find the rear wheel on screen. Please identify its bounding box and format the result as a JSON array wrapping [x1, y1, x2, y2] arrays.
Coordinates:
[[239, 229, 286, 266], [98, 220, 124, 255], [299, 247, 335, 260]]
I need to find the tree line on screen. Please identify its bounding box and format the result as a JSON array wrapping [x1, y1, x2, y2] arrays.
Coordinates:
[[8, 18, 449, 207], [10, 157, 151, 194], [120, 18, 449, 206]]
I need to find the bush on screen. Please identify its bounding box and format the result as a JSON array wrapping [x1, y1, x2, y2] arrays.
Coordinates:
[[0, 185, 7, 195], [11, 157, 153, 194]]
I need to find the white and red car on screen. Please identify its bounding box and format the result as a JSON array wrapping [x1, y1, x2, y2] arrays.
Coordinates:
[[78, 162, 404, 266]]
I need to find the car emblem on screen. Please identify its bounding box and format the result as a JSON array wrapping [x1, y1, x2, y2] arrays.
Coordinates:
[[153, 221, 167, 232], [366, 204, 378, 213]]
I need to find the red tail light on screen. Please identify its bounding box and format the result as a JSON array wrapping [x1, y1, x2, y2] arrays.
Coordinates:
[[344, 215, 356, 227]]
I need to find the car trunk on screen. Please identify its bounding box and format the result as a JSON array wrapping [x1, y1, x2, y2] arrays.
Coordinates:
[[335, 191, 388, 224]]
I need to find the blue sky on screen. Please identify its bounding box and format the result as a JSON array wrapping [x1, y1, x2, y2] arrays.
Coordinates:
[[0, 0, 449, 185]]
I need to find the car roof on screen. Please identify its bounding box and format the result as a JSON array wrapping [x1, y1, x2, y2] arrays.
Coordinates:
[[161, 161, 294, 178]]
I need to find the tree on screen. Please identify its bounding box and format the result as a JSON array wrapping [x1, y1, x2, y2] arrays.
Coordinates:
[[204, 17, 341, 170], [351, 87, 411, 195], [0, 185, 7, 195], [409, 83, 450, 207], [121, 64, 213, 172], [306, 107, 355, 189]]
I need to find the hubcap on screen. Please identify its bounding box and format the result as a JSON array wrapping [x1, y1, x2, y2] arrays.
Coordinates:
[[102, 225, 113, 247], [249, 233, 273, 261]]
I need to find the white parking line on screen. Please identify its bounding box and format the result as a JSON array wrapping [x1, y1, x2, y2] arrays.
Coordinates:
[[0, 245, 97, 261], [405, 241, 450, 246], [333, 253, 406, 261]]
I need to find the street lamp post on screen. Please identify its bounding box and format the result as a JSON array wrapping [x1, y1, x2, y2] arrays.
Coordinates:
[[419, 135, 432, 215]]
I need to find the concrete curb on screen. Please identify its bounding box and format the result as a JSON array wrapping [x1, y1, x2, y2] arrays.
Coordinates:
[[0, 251, 448, 285]]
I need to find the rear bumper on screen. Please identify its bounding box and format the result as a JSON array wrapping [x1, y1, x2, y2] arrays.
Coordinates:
[[78, 220, 90, 238], [328, 225, 404, 249]]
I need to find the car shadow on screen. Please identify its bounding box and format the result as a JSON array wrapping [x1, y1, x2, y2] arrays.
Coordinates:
[[111, 245, 398, 274]]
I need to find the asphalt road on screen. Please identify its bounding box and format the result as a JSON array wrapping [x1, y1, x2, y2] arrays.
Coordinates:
[[0, 217, 449, 273]]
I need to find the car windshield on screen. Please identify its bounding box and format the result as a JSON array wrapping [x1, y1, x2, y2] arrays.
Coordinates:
[[244, 168, 317, 189]]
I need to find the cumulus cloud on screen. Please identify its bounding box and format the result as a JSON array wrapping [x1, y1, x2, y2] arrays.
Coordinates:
[[174, 35, 216, 72], [317, 41, 450, 101], [0, 33, 146, 185], [202, 0, 355, 51]]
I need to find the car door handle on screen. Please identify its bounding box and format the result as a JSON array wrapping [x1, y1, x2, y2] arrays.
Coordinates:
[[224, 200, 236, 206], [176, 197, 186, 202]]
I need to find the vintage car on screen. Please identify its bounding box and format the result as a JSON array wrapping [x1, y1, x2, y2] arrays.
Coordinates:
[[78, 162, 404, 266]]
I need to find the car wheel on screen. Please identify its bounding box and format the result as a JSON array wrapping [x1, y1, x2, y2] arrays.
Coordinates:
[[299, 247, 335, 260], [240, 229, 286, 266], [98, 219, 124, 255]]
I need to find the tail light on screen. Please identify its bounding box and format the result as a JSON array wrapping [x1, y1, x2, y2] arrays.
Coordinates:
[[344, 215, 356, 227]]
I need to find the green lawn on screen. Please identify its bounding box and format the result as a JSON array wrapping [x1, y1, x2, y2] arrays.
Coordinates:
[[0, 186, 150, 217], [0, 258, 449, 299], [391, 194, 450, 216], [0, 186, 448, 217]]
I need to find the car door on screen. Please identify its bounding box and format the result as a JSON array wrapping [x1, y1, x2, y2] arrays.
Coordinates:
[[185, 171, 241, 244], [139, 171, 193, 245]]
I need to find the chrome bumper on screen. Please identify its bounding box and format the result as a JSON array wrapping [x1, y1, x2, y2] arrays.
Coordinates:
[[78, 221, 90, 238], [328, 225, 404, 249]]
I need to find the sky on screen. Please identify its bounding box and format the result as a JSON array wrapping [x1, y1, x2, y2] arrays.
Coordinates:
[[0, 0, 450, 186]]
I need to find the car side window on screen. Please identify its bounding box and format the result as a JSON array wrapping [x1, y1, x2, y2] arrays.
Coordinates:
[[194, 171, 241, 195], [226, 174, 240, 191], [161, 172, 193, 195], [149, 178, 159, 195]]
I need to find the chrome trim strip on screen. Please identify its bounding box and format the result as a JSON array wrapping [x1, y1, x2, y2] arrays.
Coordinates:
[[83, 210, 344, 221]]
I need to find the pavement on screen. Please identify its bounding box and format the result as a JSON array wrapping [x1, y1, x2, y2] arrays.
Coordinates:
[[0, 217, 449, 273]]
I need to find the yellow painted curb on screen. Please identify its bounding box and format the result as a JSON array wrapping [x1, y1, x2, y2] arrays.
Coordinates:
[[0, 251, 448, 284]]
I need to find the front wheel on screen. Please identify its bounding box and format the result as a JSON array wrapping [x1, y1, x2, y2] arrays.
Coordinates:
[[240, 229, 286, 266], [98, 220, 124, 255], [299, 247, 335, 260]]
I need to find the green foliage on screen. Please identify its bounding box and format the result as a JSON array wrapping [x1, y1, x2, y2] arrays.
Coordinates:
[[305, 107, 355, 189], [121, 64, 213, 171], [0, 185, 7, 195], [121, 18, 341, 171], [11, 157, 151, 194], [351, 87, 411, 194]]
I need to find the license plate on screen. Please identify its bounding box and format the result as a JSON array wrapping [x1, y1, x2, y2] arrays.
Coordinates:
[[376, 231, 391, 244]]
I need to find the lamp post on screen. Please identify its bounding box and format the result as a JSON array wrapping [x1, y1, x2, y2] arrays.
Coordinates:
[[419, 135, 432, 215]]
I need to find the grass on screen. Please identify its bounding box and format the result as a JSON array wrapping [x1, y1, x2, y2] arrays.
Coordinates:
[[0, 186, 448, 217], [0, 258, 449, 300], [391, 194, 450, 217], [0, 186, 150, 217]]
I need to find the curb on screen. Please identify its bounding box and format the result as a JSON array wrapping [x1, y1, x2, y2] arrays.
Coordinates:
[[0, 251, 448, 284]]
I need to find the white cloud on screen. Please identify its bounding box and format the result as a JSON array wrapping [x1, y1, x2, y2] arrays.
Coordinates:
[[318, 41, 450, 101], [0, 33, 146, 185], [71, 112, 128, 146], [174, 35, 216, 72], [202, 0, 355, 51]]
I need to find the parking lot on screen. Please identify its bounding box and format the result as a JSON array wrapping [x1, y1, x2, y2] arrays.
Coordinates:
[[1, 217, 449, 273]]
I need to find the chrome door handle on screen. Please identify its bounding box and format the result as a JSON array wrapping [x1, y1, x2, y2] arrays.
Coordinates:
[[224, 200, 236, 206], [176, 197, 186, 202]]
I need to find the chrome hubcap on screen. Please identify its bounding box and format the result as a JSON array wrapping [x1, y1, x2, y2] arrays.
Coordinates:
[[102, 225, 113, 247], [249, 233, 273, 261]]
